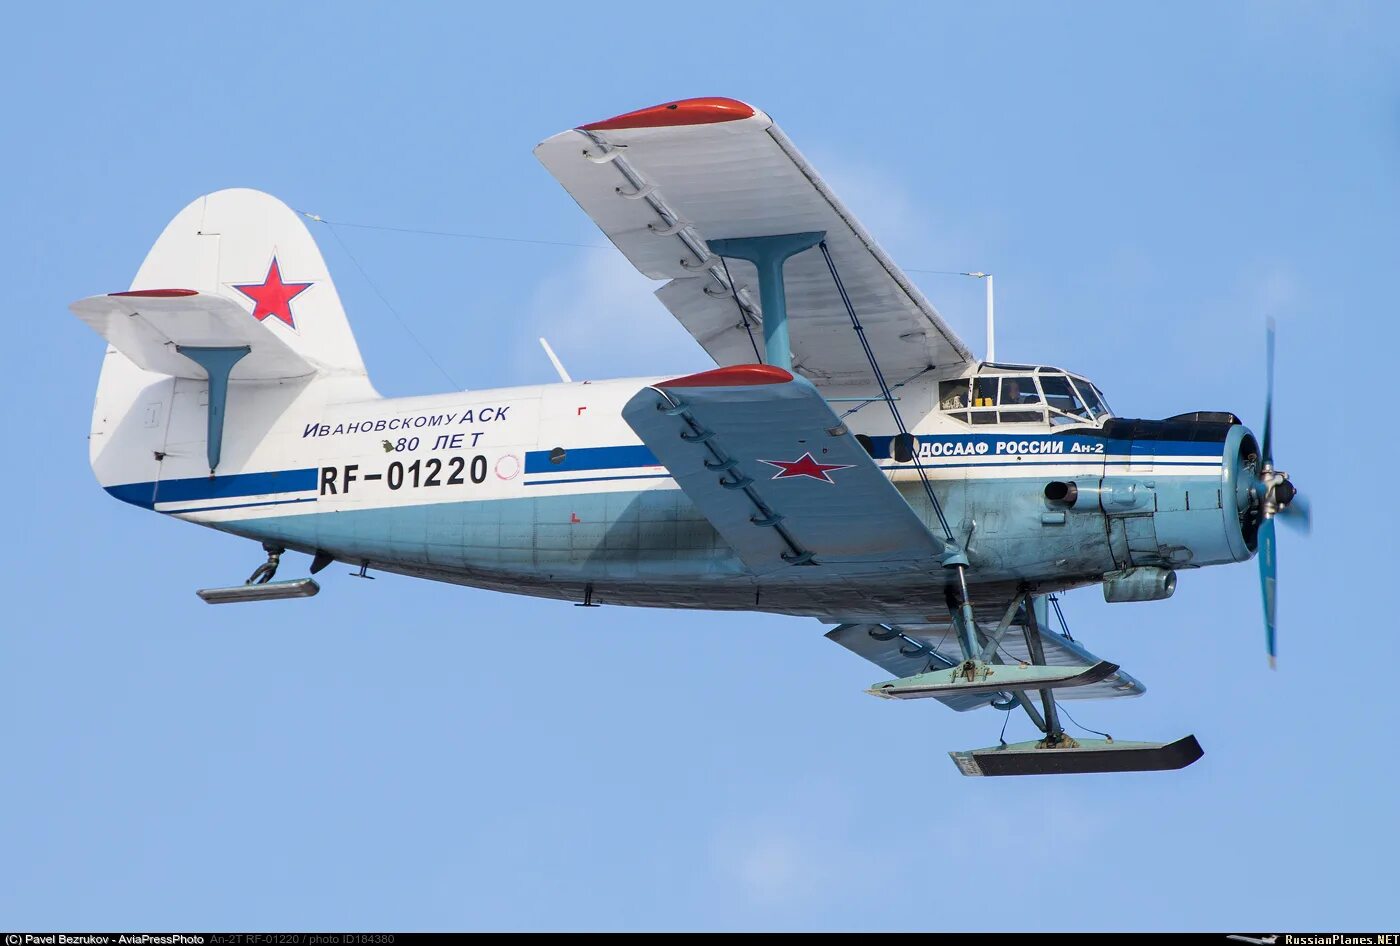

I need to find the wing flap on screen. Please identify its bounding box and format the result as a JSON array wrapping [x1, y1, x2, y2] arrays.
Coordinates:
[[621, 365, 944, 576], [534, 98, 972, 385], [70, 290, 314, 380]]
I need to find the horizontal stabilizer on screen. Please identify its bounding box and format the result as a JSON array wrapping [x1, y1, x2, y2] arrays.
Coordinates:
[[71, 290, 314, 380], [950, 736, 1204, 777]]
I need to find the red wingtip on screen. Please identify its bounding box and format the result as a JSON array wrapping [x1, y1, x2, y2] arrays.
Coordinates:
[[660, 364, 793, 388], [580, 97, 756, 132], [109, 288, 199, 297]]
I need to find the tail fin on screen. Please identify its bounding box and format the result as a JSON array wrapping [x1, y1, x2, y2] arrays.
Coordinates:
[[88, 188, 370, 378], [75, 189, 377, 502]]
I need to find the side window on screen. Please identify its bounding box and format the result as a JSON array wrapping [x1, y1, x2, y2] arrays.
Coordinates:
[[998, 375, 1043, 424], [954, 375, 1050, 425], [939, 379, 970, 410], [999, 376, 1040, 406], [970, 377, 999, 425], [1000, 408, 1045, 423]]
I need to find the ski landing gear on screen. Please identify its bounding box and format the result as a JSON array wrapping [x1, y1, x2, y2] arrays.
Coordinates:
[[951, 735, 1204, 777], [195, 543, 321, 604], [947, 594, 1203, 777]]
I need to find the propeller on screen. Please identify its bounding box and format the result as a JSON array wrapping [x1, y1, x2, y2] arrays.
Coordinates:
[[1252, 319, 1306, 668]]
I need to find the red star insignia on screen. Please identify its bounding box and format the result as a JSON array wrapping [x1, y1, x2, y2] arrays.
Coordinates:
[[232, 257, 312, 328], [758, 452, 856, 484]]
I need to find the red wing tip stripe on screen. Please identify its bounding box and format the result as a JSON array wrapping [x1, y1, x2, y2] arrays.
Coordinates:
[[580, 97, 756, 131], [109, 288, 199, 297], [659, 364, 793, 388]]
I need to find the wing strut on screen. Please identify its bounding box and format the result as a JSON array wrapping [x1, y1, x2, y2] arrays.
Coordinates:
[[815, 240, 993, 659], [708, 232, 824, 371]]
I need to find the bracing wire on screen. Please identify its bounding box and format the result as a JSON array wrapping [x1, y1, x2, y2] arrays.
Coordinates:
[[1057, 703, 1112, 740], [316, 219, 463, 390], [718, 255, 763, 363], [838, 366, 935, 419], [818, 240, 954, 542], [295, 210, 978, 399], [1049, 593, 1076, 641], [301, 213, 608, 251], [297, 213, 977, 274]]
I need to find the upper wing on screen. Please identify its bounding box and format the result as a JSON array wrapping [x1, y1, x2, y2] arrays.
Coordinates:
[[621, 364, 945, 577], [534, 97, 973, 386], [828, 610, 1146, 712]]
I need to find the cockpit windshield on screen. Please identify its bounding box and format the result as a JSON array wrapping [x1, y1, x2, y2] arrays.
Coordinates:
[[939, 365, 1111, 426], [1073, 378, 1110, 418], [1039, 375, 1088, 424]]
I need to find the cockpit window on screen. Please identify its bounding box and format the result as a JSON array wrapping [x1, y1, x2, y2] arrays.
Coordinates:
[[997, 376, 1043, 423], [1073, 378, 1110, 418], [963, 378, 992, 424], [939, 369, 1108, 427], [1000, 377, 1041, 406], [971, 377, 998, 408], [1040, 374, 1089, 425], [952, 375, 1042, 424]]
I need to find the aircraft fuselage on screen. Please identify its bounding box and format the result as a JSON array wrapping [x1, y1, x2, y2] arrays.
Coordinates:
[[101, 372, 1257, 624]]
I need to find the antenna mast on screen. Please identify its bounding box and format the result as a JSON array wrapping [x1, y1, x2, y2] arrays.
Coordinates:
[[963, 272, 995, 362]]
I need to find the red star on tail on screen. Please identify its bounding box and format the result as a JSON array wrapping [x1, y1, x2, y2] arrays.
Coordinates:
[[758, 452, 856, 484], [233, 257, 312, 328]]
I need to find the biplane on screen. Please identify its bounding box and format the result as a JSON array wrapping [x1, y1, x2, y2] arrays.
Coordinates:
[[70, 97, 1306, 775]]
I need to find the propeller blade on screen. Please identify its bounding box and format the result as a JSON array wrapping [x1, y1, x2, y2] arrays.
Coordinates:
[[1277, 493, 1311, 534], [1258, 516, 1278, 668], [1261, 319, 1275, 466]]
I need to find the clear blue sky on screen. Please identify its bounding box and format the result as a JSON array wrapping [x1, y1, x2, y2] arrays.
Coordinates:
[[2, 1, 1396, 932]]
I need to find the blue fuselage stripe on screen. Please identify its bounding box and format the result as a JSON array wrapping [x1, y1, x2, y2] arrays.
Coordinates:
[[876, 459, 1221, 471], [105, 468, 319, 510], [523, 473, 674, 487], [520, 439, 1222, 479], [524, 444, 659, 474], [104, 437, 1225, 511]]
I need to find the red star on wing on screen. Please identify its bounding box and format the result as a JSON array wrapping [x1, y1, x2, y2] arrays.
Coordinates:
[[758, 452, 856, 484], [232, 257, 312, 328]]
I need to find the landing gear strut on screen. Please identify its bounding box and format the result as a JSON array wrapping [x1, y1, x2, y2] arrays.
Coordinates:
[[246, 543, 284, 585], [1022, 594, 1078, 750]]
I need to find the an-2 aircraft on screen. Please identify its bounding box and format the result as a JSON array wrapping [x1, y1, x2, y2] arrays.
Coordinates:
[[71, 97, 1307, 776]]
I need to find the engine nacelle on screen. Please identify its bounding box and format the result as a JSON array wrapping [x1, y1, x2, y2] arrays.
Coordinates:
[[1102, 566, 1177, 603]]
